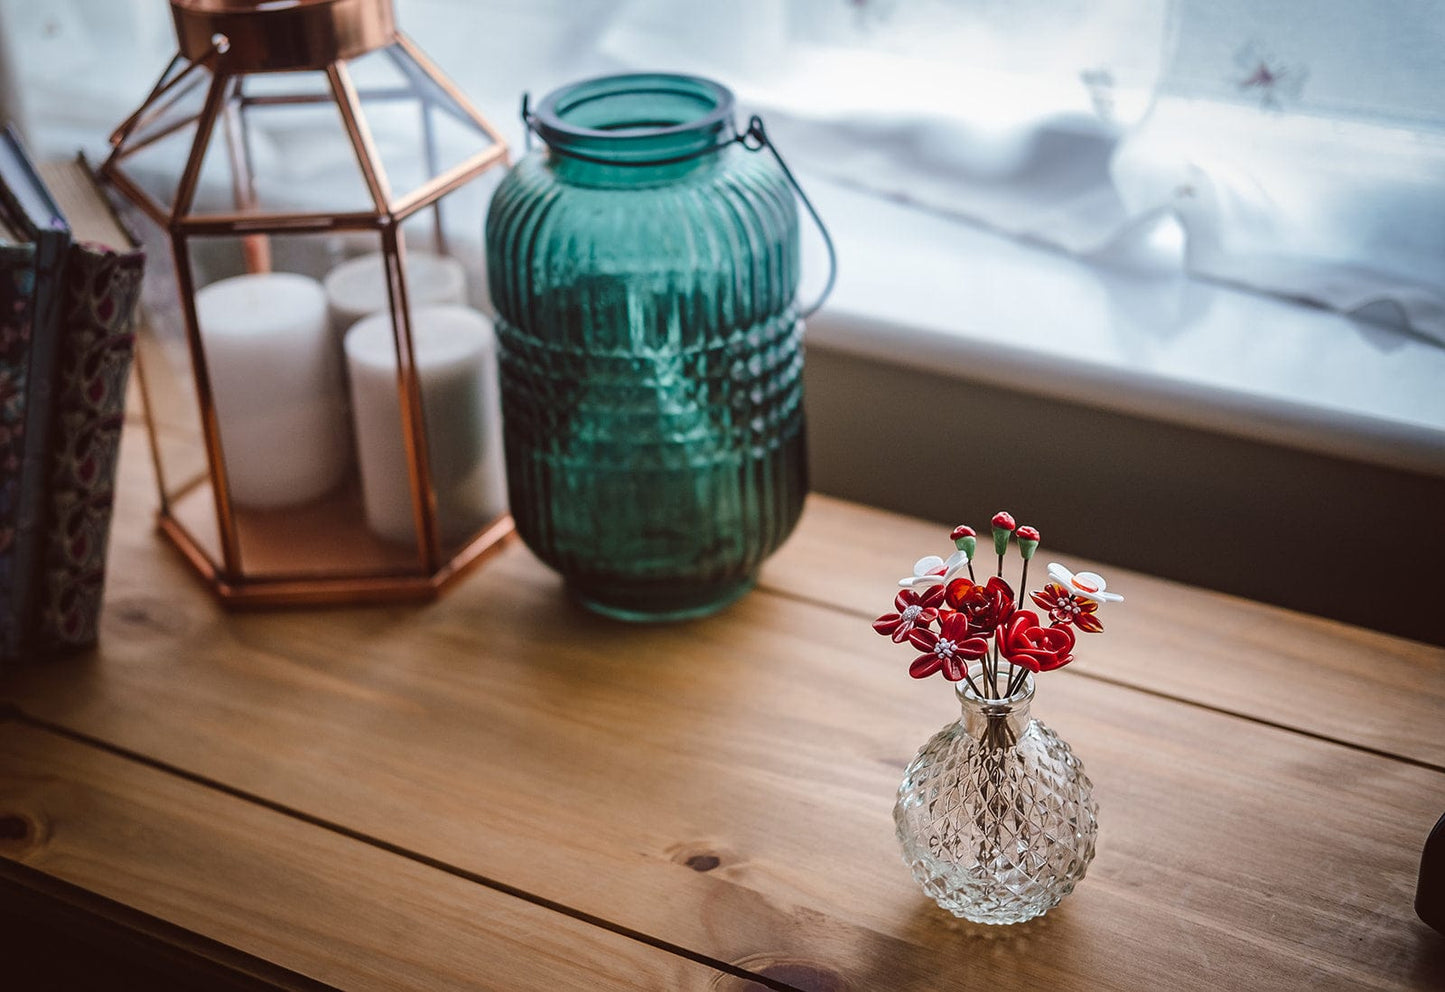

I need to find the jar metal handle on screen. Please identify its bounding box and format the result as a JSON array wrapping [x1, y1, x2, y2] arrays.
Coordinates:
[[740, 115, 837, 320]]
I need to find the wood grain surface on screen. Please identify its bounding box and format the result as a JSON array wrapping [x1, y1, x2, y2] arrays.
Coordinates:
[[0, 720, 729, 992], [2, 428, 1443, 990], [762, 498, 1445, 769]]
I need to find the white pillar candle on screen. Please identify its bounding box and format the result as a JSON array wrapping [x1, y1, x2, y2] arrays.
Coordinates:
[[323, 251, 467, 334], [194, 272, 349, 509], [344, 305, 504, 545]]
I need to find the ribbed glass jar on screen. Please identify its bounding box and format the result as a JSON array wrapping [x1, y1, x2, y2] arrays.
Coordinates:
[[486, 74, 807, 621], [894, 664, 1098, 924]]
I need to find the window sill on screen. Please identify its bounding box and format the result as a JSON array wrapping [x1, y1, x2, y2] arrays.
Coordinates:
[[801, 175, 1445, 481]]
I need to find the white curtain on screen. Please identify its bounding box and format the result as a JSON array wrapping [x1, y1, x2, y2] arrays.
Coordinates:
[[600, 0, 1168, 251], [600, 0, 1445, 344], [1112, 0, 1445, 339], [7, 0, 1443, 343]]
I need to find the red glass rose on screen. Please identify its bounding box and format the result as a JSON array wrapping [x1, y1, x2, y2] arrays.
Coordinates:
[[1030, 582, 1104, 633], [950, 524, 976, 541], [998, 610, 1076, 672], [873, 585, 946, 643], [943, 575, 1015, 635], [991, 511, 1016, 531], [906, 613, 989, 681]]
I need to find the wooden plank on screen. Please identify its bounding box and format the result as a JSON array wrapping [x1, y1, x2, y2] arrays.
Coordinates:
[[1, 862, 343, 992], [4, 431, 1444, 989], [0, 720, 731, 992], [762, 496, 1445, 768], [10, 575, 1443, 991]]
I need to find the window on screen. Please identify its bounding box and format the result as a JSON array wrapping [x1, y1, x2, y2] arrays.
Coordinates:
[[5, 0, 1442, 345]]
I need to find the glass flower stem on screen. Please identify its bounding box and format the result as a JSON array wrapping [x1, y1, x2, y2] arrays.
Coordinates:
[[983, 642, 993, 698], [1005, 662, 1027, 699], [1019, 560, 1030, 606], [963, 669, 986, 700]]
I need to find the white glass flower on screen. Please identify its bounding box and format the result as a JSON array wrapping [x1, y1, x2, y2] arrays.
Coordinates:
[[1046, 563, 1123, 604], [899, 550, 970, 590]]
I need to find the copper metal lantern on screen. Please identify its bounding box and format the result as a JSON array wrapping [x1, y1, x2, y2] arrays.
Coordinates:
[[102, 0, 513, 605]]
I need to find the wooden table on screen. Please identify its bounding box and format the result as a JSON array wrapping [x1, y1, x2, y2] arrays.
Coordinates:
[[3, 426, 1444, 991]]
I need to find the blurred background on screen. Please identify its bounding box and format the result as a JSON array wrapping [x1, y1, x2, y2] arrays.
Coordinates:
[[3, 0, 1443, 639]]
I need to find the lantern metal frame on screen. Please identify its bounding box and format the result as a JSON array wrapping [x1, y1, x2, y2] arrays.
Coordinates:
[[102, 0, 513, 606]]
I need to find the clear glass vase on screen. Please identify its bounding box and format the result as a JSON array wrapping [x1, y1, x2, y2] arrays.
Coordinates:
[[485, 74, 807, 621], [894, 662, 1098, 924]]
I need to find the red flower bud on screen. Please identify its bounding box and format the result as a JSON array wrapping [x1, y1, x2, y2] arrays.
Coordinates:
[[951, 523, 978, 554], [1015, 524, 1041, 561], [991, 512, 1016, 556]]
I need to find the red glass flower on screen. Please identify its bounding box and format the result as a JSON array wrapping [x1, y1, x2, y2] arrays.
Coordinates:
[[998, 610, 1076, 672], [1030, 582, 1104, 633], [1015, 525, 1040, 542], [991, 511, 1016, 531], [873, 585, 946, 643], [943, 575, 1016, 634], [950, 524, 976, 541], [906, 613, 989, 681]]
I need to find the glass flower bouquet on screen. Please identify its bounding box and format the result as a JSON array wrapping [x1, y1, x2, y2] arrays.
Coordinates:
[[877, 512, 1123, 924]]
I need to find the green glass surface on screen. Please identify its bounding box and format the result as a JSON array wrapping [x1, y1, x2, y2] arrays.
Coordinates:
[[486, 74, 807, 620]]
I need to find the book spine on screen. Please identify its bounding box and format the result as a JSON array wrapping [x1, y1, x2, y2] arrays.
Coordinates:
[[0, 243, 37, 660], [16, 223, 69, 649], [34, 246, 142, 652]]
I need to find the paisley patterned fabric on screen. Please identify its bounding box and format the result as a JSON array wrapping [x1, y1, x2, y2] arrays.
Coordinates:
[[33, 244, 141, 652]]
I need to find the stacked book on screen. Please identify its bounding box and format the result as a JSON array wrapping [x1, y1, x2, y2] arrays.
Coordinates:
[[0, 124, 144, 662]]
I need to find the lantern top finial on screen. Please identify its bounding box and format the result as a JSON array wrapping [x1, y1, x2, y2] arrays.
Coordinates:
[[169, 0, 396, 72]]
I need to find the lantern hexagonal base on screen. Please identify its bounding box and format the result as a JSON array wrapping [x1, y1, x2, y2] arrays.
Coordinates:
[[157, 510, 514, 607]]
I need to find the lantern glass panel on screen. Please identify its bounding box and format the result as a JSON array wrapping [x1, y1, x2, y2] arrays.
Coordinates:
[[333, 219, 507, 564], [120, 204, 225, 572], [202, 73, 378, 217], [402, 218, 505, 558], [421, 350, 507, 562], [395, 177, 493, 315], [350, 43, 504, 205], [183, 229, 435, 580], [109, 59, 215, 216]]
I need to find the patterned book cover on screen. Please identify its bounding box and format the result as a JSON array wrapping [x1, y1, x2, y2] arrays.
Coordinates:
[[0, 242, 37, 657], [33, 243, 142, 651], [0, 125, 69, 662], [25, 156, 144, 654]]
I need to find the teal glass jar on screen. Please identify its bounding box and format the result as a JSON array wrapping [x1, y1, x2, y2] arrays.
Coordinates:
[[486, 73, 827, 621]]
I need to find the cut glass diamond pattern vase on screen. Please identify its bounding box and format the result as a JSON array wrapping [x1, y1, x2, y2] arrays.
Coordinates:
[[894, 665, 1098, 924]]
